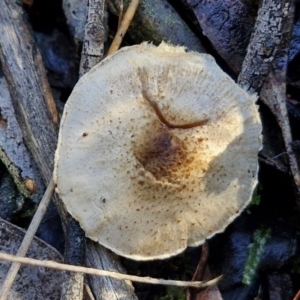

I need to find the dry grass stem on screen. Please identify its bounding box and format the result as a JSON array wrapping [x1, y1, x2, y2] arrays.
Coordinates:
[[0, 179, 55, 300], [84, 283, 96, 300], [107, 0, 140, 55], [0, 252, 221, 289]]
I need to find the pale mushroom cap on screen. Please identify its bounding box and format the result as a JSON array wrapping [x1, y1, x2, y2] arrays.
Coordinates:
[[54, 42, 262, 260]]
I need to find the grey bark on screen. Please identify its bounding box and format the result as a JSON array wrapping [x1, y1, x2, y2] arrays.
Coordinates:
[[86, 241, 138, 300], [238, 0, 300, 202], [259, 0, 300, 203], [0, 1, 85, 298], [238, 0, 292, 94], [107, 0, 205, 52], [0, 71, 45, 201], [79, 0, 107, 77]]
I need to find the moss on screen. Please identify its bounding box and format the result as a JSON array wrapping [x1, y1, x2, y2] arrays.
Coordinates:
[[246, 184, 262, 214], [242, 226, 271, 285]]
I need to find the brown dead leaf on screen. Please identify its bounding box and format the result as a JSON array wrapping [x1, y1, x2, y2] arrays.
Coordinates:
[[187, 243, 223, 300]]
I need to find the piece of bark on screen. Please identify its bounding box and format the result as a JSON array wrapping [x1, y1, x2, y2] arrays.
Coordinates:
[[107, 0, 205, 52], [86, 240, 138, 300], [238, 0, 292, 94], [257, 0, 300, 201], [63, 0, 88, 42], [0, 71, 44, 200], [260, 74, 300, 201], [0, 3, 58, 183], [61, 214, 86, 300], [181, 0, 257, 73], [238, 0, 300, 198], [79, 0, 107, 77], [237, 0, 299, 188], [0, 1, 85, 299]]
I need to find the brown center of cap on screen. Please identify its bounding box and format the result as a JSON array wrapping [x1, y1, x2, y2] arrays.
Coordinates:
[[134, 129, 189, 182]]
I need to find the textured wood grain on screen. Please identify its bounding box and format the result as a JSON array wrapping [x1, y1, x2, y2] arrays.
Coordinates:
[[0, 1, 85, 299], [86, 241, 138, 300], [0, 72, 44, 200], [79, 0, 107, 77], [238, 0, 293, 93], [0, 0, 58, 183]]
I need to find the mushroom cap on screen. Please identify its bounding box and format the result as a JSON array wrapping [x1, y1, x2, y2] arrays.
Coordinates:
[[54, 42, 261, 260]]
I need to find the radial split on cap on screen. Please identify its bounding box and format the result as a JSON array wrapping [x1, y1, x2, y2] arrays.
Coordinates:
[[54, 42, 262, 260]]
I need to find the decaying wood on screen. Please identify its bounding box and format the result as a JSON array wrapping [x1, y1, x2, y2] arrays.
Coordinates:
[[0, 1, 85, 299], [0, 75, 44, 200], [0, 180, 55, 300], [86, 241, 138, 300], [0, 251, 222, 289], [79, 0, 107, 77], [260, 0, 300, 201], [183, 0, 257, 74], [238, 0, 300, 202], [63, 0, 88, 42], [61, 213, 86, 300], [0, 0, 58, 184], [238, 0, 291, 94]]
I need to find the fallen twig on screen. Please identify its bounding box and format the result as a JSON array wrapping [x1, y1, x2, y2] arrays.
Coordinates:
[[107, 0, 140, 55], [79, 0, 107, 77], [293, 289, 300, 300], [238, 0, 291, 94], [84, 283, 96, 300], [238, 0, 300, 200], [259, 0, 300, 200], [0, 252, 221, 289]]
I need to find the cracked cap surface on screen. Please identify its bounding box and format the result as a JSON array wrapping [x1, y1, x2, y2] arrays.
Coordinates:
[[54, 42, 262, 260]]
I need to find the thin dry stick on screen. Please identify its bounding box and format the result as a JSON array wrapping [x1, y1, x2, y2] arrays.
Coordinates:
[[107, 0, 140, 55], [294, 289, 300, 300], [84, 283, 96, 300], [79, 0, 107, 77], [0, 179, 55, 300], [0, 252, 221, 289]]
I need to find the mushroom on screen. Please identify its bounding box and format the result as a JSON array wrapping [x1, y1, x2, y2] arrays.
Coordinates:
[[54, 42, 261, 260]]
